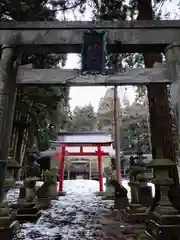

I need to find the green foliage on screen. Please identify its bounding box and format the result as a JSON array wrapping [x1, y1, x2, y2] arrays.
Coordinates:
[[0, 0, 70, 152], [90, 0, 154, 154], [135, 86, 147, 104], [0, 0, 86, 20], [1, 1, 54, 21], [96, 88, 120, 134], [19, 85, 69, 151], [91, 0, 148, 105], [70, 104, 97, 132], [120, 112, 151, 153]]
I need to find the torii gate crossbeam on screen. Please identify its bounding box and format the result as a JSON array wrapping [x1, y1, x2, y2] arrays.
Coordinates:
[[1, 20, 180, 53]]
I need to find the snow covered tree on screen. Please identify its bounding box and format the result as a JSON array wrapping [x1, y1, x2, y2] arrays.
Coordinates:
[[97, 88, 121, 135], [1, 0, 70, 165], [71, 104, 96, 132]]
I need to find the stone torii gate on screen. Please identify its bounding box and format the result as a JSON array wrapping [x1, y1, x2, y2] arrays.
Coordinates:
[[0, 20, 180, 238]]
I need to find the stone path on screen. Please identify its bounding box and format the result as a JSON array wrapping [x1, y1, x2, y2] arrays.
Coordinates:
[[99, 210, 144, 240], [5, 180, 143, 240]]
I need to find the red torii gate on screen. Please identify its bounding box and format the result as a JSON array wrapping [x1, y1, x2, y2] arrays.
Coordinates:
[[53, 141, 112, 192]]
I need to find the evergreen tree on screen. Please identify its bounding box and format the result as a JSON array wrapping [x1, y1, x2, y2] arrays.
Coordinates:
[[97, 88, 121, 135], [71, 104, 96, 132], [87, 0, 178, 166], [0, 0, 70, 164]]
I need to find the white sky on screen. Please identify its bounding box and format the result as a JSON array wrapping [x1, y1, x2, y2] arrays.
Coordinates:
[[64, 54, 135, 111], [61, 1, 178, 112]]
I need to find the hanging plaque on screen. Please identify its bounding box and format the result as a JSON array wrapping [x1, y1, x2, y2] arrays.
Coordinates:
[[81, 30, 108, 75]]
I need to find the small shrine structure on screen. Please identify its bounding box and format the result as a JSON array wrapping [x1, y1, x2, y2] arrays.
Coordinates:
[[50, 131, 114, 192]]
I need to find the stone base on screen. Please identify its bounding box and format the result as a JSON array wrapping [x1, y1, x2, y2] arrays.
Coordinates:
[[136, 204, 180, 239], [145, 219, 180, 240], [94, 191, 105, 196], [16, 203, 41, 222], [48, 184, 58, 199], [50, 196, 59, 200], [105, 185, 115, 197], [114, 197, 128, 210], [58, 192, 66, 197], [138, 185, 153, 206], [0, 219, 19, 240], [36, 198, 51, 210], [102, 195, 114, 200], [135, 206, 180, 240], [102, 191, 114, 200], [124, 204, 148, 223], [150, 206, 180, 225]]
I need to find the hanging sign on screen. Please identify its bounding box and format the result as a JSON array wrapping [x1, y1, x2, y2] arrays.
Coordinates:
[[81, 30, 108, 75]]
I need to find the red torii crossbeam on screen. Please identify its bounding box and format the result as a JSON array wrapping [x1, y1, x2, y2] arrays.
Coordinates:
[[52, 142, 112, 193]]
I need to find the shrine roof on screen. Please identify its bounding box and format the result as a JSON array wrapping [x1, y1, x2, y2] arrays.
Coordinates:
[[49, 141, 113, 147], [50, 131, 113, 146], [57, 131, 110, 136]]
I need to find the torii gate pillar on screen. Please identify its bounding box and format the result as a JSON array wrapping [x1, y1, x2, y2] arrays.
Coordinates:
[[0, 44, 18, 236], [165, 43, 180, 183], [59, 145, 65, 192], [0, 45, 17, 202], [57, 142, 108, 193], [97, 145, 103, 192]]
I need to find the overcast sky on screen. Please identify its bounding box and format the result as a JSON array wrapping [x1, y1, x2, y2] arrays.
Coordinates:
[[61, 0, 178, 112]]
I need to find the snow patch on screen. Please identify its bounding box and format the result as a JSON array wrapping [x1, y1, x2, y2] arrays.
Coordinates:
[[6, 179, 155, 240]]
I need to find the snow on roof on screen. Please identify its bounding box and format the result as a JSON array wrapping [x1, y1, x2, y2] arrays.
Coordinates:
[[55, 131, 113, 144], [40, 132, 114, 158], [40, 146, 114, 158]]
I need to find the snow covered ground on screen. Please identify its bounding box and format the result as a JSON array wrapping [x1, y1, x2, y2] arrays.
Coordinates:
[[6, 179, 154, 240]]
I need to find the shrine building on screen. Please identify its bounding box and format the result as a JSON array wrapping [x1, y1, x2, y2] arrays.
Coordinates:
[[50, 131, 114, 180]]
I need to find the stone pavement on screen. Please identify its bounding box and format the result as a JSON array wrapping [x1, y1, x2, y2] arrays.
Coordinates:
[[98, 210, 145, 240]]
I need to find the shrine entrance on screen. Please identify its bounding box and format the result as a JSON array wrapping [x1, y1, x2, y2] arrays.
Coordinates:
[[1, 20, 180, 239], [67, 159, 90, 180], [0, 22, 178, 190], [51, 141, 112, 192]]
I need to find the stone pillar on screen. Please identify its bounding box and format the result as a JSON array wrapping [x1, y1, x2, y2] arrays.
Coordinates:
[[36, 170, 51, 209], [124, 164, 151, 223], [114, 85, 121, 184], [165, 42, 180, 130], [49, 167, 58, 198], [165, 43, 180, 182], [16, 178, 41, 222], [4, 160, 20, 199], [165, 42, 180, 196], [137, 159, 180, 240], [0, 44, 17, 204]]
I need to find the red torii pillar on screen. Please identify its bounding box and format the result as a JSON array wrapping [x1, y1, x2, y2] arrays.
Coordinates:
[[59, 145, 66, 192], [97, 145, 103, 192]]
